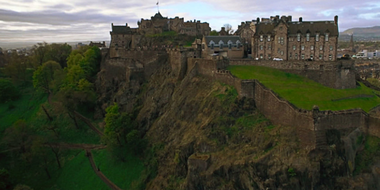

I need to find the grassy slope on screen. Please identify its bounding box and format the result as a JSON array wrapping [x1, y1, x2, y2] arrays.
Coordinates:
[[0, 85, 46, 132], [92, 149, 145, 189], [228, 65, 380, 112]]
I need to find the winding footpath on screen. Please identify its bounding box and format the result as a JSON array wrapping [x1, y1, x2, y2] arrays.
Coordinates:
[[46, 94, 121, 190]]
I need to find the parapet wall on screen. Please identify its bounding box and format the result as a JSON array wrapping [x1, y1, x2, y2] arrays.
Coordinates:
[[229, 59, 356, 89], [206, 69, 379, 148]]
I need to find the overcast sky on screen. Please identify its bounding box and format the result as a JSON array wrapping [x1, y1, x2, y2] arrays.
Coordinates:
[[0, 0, 379, 45]]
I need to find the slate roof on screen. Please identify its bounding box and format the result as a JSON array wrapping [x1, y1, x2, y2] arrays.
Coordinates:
[[287, 21, 338, 36], [254, 20, 338, 36], [204, 36, 242, 44]]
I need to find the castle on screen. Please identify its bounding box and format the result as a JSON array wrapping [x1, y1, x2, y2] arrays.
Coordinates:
[[235, 15, 339, 61], [109, 12, 210, 58]]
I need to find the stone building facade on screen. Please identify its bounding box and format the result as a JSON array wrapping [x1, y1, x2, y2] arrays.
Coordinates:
[[236, 15, 339, 61], [200, 36, 244, 58]]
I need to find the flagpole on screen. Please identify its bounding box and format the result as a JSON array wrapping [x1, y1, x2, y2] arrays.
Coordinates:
[[157, 1, 159, 12]]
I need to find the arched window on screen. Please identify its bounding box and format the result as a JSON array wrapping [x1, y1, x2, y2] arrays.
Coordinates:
[[297, 33, 301, 42], [236, 40, 241, 48], [306, 33, 310, 41], [325, 33, 329, 41], [316, 33, 320, 41]]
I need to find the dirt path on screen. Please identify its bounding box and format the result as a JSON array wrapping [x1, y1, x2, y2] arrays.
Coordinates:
[[73, 111, 104, 136], [85, 149, 123, 190], [46, 143, 106, 150]]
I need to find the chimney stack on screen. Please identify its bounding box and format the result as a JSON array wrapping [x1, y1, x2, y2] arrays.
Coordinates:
[[288, 15, 292, 22], [257, 17, 260, 23], [334, 15, 338, 25], [299, 17, 302, 22]]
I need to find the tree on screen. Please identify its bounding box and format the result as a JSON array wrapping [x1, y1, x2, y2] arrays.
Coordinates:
[[3, 52, 31, 84], [31, 42, 49, 67], [46, 43, 72, 68], [13, 184, 34, 190], [2, 120, 34, 161], [210, 30, 219, 36], [103, 103, 123, 146], [0, 79, 20, 103], [224, 24, 234, 35], [0, 168, 11, 189], [32, 61, 61, 93]]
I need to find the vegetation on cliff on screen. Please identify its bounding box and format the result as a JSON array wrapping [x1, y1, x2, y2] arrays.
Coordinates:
[[228, 65, 380, 112]]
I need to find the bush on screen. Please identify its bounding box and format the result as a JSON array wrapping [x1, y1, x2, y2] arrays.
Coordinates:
[[0, 78, 20, 102]]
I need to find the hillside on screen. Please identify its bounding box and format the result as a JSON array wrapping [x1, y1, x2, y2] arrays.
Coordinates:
[[96, 56, 380, 189], [341, 26, 380, 36]]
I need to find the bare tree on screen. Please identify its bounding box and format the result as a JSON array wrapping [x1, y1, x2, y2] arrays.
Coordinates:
[[224, 24, 234, 35]]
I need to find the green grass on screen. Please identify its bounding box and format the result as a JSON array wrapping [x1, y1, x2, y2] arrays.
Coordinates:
[[354, 136, 380, 175], [92, 149, 145, 189], [49, 150, 109, 190], [228, 65, 380, 112], [3, 149, 108, 190], [0, 86, 46, 132]]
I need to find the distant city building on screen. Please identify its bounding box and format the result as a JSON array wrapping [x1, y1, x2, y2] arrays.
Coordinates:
[[236, 15, 339, 61], [89, 41, 106, 48]]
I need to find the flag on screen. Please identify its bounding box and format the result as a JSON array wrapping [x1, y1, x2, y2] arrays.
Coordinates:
[[156, 1, 159, 5]]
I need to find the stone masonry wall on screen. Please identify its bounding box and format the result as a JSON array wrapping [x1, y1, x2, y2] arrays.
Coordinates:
[[228, 59, 356, 89]]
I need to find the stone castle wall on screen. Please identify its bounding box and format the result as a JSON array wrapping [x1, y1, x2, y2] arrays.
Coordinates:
[[228, 59, 356, 89]]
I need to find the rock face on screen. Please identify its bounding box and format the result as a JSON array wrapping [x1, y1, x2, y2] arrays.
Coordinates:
[[96, 55, 380, 190]]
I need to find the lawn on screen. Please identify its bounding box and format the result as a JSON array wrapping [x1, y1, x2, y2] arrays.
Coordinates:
[[92, 149, 145, 189], [228, 65, 380, 112], [0, 85, 46, 132]]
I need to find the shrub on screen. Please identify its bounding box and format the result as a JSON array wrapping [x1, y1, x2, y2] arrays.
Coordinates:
[[0, 78, 20, 103]]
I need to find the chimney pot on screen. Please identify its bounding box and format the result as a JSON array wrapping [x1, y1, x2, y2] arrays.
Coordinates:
[[299, 17, 303, 22]]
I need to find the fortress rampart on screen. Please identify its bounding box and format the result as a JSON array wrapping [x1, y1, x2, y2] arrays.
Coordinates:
[[101, 47, 380, 149], [229, 59, 356, 89]]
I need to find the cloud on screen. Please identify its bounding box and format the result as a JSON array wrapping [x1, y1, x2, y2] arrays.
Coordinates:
[[0, 0, 379, 44]]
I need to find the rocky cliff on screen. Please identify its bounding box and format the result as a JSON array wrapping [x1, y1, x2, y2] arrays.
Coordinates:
[[96, 55, 380, 190]]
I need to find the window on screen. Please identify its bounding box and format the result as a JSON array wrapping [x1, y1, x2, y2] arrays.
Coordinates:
[[310, 55, 314, 60], [260, 45, 263, 50], [267, 36, 271, 42], [316, 33, 319, 41], [297, 33, 301, 41], [329, 54, 332, 60], [325, 33, 329, 41], [268, 45, 271, 50], [228, 44, 232, 49], [301, 54, 305, 59], [306, 33, 310, 41], [311, 45, 314, 50], [260, 54, 263, 59], [219, 41, 224, 49], [320, 46, 323, 51], [301, 45, 305, 51], [211, 44, 214, 49], [280, 51, 284, 55], [278, 37, 284, 45], [290, 53, 292, 58], [295, 53, 298, 59], [329, 45, 333, 51], [293, 45, 296, 50], [268, 54, 271, 59], [319, 54, 322, 60], [260, 35, 263, 41]]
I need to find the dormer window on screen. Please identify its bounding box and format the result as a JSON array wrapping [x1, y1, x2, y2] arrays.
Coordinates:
[[209, 40, 215, 49], [228, 40, 233, 49], [267, 35, 271, 42], [306, 33, 310, 41], [325, 33, 329, 41], [297, 33, 301, 42], [236, 40, 241, 48], [219, 40, 224, 49], [316, 33, 320, 41], [260, 35, 263, 42]]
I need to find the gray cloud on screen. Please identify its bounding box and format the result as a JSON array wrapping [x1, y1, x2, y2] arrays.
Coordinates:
[[0, 0, 379, 45]]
